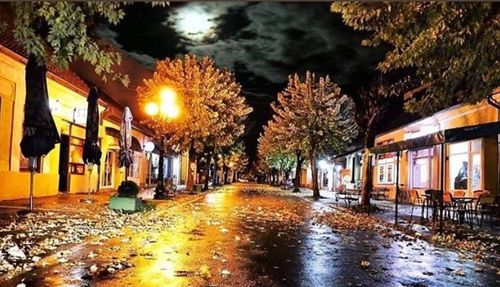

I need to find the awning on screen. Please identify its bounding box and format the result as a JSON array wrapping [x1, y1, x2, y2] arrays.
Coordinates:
[[105, 127, 142, 152], [371, 132, 444, 154], [371, 121, 500, 154], [444, 121, 500, 143]]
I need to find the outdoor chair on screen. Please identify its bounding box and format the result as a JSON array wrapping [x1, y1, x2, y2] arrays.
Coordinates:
[[473, 189, 491, 199], [452, 190, 466, 198], [472, 190, 491, 211], [442, 191, 459, 220], [423, 189, 442, 220], [475, 194, 496, 228], [408, 189, 423, 222], [429, 189, 444, 221]]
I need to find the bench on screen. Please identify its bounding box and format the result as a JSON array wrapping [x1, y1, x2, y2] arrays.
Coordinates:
[[336, 189, 361, 207], [371, 187, 389, 200]]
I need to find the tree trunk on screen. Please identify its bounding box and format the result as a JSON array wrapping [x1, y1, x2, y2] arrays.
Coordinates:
[[223, 165, 229, 184], [220, 165, 225, 184], [309, 149, 320, 198], [360, 130, 376, 206], [293, 152, 303, 192], [154, 137, 165, 197], [186, 147, 196, 191], [203, 151, 213, 191]]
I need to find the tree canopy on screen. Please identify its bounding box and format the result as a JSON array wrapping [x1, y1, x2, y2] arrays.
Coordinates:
[[137, 55, 251, 189], [332, 2, 499, 114], [0, 1, 157, 85], [137, 55, 251, 154], [269, 71, 357, 196]]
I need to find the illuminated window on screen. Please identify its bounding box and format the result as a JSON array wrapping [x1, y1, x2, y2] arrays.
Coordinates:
[[127, 151, 141, 178], [448, 139, 481, 191], [102, 151, 114, 187], [410, 148, 433, 189], [377, 159, 395, 184]]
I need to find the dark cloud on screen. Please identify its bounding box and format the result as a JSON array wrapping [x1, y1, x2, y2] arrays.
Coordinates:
[[106, 2, 387, 161]]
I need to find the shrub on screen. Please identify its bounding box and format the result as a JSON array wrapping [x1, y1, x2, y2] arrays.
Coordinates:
[[117, 180, 139, 198]]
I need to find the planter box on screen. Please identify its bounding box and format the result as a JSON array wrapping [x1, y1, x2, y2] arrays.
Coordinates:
[[109, 196, 143, 212]]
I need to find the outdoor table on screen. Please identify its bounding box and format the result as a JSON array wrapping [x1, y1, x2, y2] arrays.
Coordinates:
[[452, 196, 476, 227]]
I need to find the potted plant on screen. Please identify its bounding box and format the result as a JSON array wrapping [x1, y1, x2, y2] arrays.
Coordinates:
[[109, 180, 143, 212]]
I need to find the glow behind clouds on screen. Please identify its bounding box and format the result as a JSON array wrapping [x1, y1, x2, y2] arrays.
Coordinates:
[[171, 6, 216, 41]]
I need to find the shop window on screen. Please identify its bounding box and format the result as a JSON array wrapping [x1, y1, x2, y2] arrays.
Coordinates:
[[69, 137, 84, 175], [410, 148, 433, 189], [127, 151, 141, 178], [102, 150, 113, 187], [377, 159, 394, 184], [448, 140, 481, 191]]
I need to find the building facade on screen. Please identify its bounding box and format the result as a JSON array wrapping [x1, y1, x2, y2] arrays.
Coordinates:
[[0, 40, 188, 200], [372, 96, 499, 200]]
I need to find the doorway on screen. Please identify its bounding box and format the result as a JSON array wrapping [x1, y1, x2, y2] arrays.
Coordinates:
[[58, 134, 70, 192]]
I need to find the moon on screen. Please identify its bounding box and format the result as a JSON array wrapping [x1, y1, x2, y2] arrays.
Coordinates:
[[173, 7, 215, 41]]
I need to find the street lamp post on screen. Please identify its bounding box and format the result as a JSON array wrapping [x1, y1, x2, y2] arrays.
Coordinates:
[[144, 87, 180, 199]]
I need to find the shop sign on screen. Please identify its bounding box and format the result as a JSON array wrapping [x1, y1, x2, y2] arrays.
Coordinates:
[[73, 108, 87, 125]]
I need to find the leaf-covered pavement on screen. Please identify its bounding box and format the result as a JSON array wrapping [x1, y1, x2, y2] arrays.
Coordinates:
[[0, 183, 498, 286]]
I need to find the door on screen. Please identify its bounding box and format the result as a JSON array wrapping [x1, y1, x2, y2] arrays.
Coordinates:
[[0, 77, 15, 172], [58, 134, 70, 192], [102, 150, 114, 187]]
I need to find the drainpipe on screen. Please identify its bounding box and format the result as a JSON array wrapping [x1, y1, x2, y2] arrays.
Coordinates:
[[394, 151, 400, 225]]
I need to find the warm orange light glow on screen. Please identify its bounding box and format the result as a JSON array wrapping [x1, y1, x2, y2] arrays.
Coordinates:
[[160, 87, 176, 105], [145, 102, 159, 116], [161, 103, 180, 119], [145, 87, 181, 119]]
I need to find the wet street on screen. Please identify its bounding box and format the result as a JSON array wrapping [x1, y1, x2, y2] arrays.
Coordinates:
[[1, 183, 499, 287]]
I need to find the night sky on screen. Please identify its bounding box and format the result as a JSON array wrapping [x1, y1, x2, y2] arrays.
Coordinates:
[[100, 2, 389, 162]]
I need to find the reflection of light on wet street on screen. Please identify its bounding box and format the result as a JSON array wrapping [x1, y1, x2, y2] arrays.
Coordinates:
[[2, 184, 497, 287], [205, 192, 226, 207], [161, 260, 175, 278]]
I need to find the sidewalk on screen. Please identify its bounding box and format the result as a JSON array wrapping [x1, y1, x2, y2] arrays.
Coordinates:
[[292, 187, 499, 234], [0, 184, 192, 217]]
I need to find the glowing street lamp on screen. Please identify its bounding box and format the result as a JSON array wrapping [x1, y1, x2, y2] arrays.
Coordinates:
[[143, 87, 181, 199], [145, 87, 181, 119]]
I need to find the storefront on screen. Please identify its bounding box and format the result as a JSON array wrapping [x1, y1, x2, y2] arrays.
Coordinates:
[[0, 37, 157, 200], [372, 125, 499, 200]]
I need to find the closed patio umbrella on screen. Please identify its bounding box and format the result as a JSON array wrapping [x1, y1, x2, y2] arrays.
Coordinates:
[[82, 87, 102, 202], [119, 107, 133, 180], [20, 55, 60, 210]]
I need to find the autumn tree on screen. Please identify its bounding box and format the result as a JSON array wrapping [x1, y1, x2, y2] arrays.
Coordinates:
[[257, 125, 296, 186], [331, 2, 499, 115], [272, 72, 357, 197], [259, 114, 307, 192], [353, 76, 414, 206], [137, 55, 251, 191], [0, 1, 153, 85], [223, 142, 248, 183]]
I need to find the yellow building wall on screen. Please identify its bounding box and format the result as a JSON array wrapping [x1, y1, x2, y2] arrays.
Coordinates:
[[0, 49, 153, 200]]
